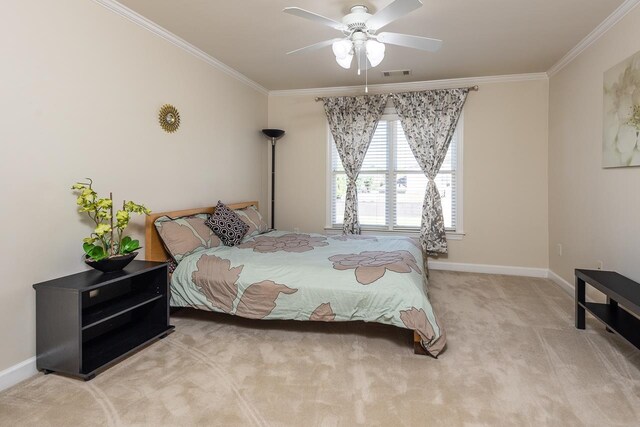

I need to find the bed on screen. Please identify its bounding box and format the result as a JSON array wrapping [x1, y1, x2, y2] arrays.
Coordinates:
[[145, 201, 446, 357]]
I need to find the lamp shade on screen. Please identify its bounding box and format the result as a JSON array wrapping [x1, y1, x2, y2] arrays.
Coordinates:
[[332, 40, 352, 58], [366, 40, 385, 68], [336, 54, 353, 69], [262, 129, 285, 140], [332, 40, 354, 69]]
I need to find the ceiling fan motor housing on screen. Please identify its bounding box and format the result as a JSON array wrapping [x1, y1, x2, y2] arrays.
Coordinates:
[[343, 5, 372, 32]]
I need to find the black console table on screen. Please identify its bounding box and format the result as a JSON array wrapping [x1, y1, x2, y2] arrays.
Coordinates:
[[33, 261, 174, 380], [575, 269, 640, 350]]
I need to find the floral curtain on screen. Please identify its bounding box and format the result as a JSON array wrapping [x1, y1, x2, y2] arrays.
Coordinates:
[[391, 89, 468, 254], [322, 95, 389, 234]]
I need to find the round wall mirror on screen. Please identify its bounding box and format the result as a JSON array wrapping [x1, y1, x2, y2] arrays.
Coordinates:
[[159, 104, 180, 133]]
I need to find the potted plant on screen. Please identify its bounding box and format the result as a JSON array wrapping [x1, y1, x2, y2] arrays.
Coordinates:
[[72, 178, 151, 273]]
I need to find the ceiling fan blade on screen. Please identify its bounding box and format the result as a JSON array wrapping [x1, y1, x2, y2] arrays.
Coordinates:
[[283, 7, 346, 31], [286, 38, 343, 55], [377, 32, 442, 52], [366, 0, 423, 31]]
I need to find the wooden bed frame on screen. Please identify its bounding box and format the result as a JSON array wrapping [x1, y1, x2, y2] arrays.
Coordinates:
[[144, 200, 425, 355]]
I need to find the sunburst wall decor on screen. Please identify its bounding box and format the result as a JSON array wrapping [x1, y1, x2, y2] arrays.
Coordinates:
[[158, 104, 180, 133]]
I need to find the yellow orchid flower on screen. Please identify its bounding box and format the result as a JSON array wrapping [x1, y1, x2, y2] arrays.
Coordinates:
[[116, 210, 130, 229], [81, 188, 95, 198], [94, 223, 112, 237], [96, 198, 113, 209]]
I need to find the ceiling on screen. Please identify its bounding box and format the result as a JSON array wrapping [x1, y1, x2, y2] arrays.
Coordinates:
[[118, 0, 626, 90]]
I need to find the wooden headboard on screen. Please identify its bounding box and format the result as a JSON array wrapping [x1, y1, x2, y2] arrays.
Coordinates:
[[144, 201, 259, 262]]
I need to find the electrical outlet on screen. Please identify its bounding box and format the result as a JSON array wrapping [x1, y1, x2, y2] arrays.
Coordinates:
[[293, 227, 300, 233], [557, 243, 563, 256], [597, 260, 604, 270]]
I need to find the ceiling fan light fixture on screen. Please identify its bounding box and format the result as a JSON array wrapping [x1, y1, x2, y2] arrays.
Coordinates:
[[332, 39, 352, 58], [332, 39, 354, 69], [336, 53, 354, 69], [366, 40, 386, 68]]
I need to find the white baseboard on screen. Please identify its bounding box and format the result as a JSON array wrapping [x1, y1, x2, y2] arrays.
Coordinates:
[[0, 357, 37, 392], [547, 269, 575, 297], [429, 261, 549, 278], [429, 261, 576, 299]]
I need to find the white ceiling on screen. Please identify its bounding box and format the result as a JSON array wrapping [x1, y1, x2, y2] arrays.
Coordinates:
[[118, 0, 626, 90]]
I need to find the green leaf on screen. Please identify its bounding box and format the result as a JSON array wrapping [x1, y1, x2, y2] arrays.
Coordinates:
[[83, 242, 94, 255], [119, 237, 140, 254], [86, 245, 106, 261], [83, 242, 107, 260]]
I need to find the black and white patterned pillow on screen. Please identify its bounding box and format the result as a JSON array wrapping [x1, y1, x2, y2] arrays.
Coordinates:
[[205, 201, 249, 246]]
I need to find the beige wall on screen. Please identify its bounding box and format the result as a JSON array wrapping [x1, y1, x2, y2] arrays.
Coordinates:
[[549, 7, 640, 284], [268, 79, 549, 268], [0, 1, 267, 371]]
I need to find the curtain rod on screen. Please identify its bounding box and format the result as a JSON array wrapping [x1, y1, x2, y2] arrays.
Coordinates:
[[314, 85, 479, 102]]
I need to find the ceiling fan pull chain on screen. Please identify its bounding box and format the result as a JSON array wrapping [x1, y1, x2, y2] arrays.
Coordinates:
[[365, 46, 369, 93]]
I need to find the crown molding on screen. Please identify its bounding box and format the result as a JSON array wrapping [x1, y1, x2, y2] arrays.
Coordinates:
[[268, 73, 548, 97], [547, 0, 640, 77], [92, 0, 268, 95]]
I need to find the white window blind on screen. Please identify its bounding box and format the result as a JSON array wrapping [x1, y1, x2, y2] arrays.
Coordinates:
[[330, 117, 460, 232]]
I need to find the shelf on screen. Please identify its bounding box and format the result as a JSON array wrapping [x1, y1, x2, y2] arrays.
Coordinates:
[[35, 263, 171, 380], [576, 270, 640, 315], [83, 292, 163, 329], [82, 319, 172, 374], [581, 302, 640, 349]]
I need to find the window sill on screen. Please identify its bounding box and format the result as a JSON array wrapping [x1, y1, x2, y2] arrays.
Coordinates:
[[323, 227, 465, 240]]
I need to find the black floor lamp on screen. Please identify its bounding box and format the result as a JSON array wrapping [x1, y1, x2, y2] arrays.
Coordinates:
[[261, 129, 285, 229]]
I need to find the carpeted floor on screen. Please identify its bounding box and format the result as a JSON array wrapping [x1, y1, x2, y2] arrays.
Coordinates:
[[1, 271, 639, 426]]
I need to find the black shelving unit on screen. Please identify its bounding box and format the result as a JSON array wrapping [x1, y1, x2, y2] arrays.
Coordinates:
[[33, 261, 174, 380], [575, 269, 640, 350]]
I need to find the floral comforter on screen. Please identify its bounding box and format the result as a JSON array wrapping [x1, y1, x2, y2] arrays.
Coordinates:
[[170, 231, 446, 356]]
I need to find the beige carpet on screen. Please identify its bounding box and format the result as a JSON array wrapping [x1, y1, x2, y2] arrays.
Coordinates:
[[1, 271, 639, 426]]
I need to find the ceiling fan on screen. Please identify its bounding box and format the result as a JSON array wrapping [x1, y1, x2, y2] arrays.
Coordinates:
[[283, 0, 442, 74]]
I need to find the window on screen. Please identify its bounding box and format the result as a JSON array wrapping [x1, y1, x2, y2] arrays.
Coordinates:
[[328, 109, 462, 234]]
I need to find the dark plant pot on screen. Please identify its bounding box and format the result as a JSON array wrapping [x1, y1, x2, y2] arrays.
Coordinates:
[[85, 252, 138, 273]]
